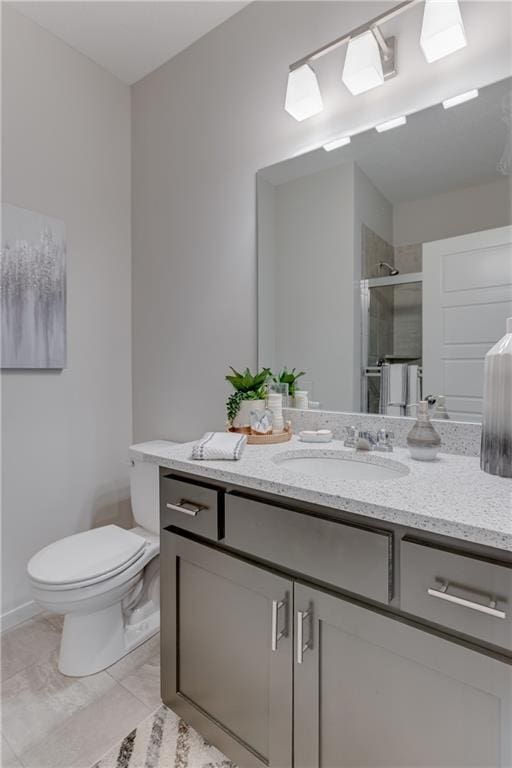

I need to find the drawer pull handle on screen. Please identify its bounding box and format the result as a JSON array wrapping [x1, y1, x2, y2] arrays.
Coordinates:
[[297, 608, 313, 664], [165, 499, 206, 517], [427, 583, 506, 619], [271, 597, 287, 652]]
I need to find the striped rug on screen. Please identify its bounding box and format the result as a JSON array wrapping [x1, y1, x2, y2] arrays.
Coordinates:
[[93, 705, 236, 768]]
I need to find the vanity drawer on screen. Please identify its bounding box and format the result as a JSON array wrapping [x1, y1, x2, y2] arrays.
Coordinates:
[[401, 539, 512, 650], [224, 494, 392, 603], [160, 475, 222, 541]]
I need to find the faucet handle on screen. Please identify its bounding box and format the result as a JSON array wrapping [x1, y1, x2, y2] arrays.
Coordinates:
[[344, 425, 358, 447], [376, 429, 394, 451]]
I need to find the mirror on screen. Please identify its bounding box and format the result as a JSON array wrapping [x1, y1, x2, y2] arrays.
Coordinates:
[[258, 77, 512, 422]]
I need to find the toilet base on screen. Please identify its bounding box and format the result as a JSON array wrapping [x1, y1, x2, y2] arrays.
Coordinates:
[[58, 602, 159, 677]]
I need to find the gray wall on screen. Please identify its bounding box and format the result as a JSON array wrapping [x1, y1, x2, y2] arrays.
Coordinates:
[[393, 177, 512, 246], [273, 163, 355, 411], [1, 6, 132, 621], [132, 0, 512, 442]]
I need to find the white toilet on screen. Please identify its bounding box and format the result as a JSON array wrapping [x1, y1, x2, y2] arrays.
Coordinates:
[[27, 454, 163, 677]]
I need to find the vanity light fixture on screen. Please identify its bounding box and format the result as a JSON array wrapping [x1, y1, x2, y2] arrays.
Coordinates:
[[285, 0, 469, 121], [420, 0, 467, 63], [284, 64, 324, 121], [442, 88, 478, 109], [284, 0, 413, 121], [342, 31, 385, 95], [323, 136, 351, 151], [375, 115, 407, 132]]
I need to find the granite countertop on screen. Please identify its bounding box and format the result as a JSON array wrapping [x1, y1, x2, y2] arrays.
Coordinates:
[[131, 438, 512, 552]]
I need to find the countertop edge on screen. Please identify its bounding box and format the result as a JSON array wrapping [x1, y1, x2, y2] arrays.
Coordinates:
[[131, 444, 512, 553]]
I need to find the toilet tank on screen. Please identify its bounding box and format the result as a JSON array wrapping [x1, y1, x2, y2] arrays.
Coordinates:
[[130, 445, 177, 533]]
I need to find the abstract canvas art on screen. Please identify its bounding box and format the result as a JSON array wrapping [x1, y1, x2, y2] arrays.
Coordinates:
[[1, 204, 66, 368]]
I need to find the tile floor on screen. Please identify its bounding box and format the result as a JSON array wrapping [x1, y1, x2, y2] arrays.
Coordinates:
[[1, 613, 161, 768]]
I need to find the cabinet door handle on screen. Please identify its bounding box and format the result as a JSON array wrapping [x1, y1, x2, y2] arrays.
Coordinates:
[[297, 608, 312, 664], [165, 499, 206, 517], [427, 582, 506, 619], [271, 598, 287, 651]]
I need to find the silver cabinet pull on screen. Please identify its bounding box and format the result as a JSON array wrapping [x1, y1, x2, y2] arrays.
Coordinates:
[[271, 598, 287, 651], [297, 608, 312, 664], [427, 582, 506, 619], [165, 499, 206, 517]]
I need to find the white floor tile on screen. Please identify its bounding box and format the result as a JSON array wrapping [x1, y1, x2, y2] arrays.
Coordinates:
[[1, 736, 23, 768], [20, 684, 150, 768], [1, 615, 61, 681], [107, 634, 161, 709], [1, 614, 157, 768]]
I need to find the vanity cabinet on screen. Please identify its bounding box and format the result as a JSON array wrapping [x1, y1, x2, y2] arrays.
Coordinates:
[[160, 477, 512, 768], [160, 533, 293, 768]]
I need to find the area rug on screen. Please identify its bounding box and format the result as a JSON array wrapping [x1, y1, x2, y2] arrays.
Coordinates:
[[93, 705, 236, 768]]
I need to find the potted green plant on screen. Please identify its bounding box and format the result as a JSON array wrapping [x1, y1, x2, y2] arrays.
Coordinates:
[[275, 367, 306, 399], [226, 366, 271, 429]]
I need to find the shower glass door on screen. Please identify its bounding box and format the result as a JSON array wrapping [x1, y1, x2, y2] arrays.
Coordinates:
[[361, 273, 423, 414]]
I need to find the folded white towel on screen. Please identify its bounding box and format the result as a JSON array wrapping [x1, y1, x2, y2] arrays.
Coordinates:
[[406, 364, 420, 416], [379, 363, 407, 416], [192, 431, 247, 461]]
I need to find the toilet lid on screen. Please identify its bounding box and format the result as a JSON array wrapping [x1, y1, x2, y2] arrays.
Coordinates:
[[28, 525, 147, 587]]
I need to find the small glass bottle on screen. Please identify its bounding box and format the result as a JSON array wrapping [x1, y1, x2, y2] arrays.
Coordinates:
[[406, 400, 441, 461]]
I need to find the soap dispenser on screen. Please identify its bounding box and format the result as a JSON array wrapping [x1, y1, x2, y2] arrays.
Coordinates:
[[406, 400, 441, 461], [480, 317, 512, 478]]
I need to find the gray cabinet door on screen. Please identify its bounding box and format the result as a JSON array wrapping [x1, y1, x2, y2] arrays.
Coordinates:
[[161, 532, 293, 768], [294, 584, 512, 768]]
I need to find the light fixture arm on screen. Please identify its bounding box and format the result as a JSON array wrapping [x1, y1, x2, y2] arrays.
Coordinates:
[[289, 0, 419, 72], [371, 25, 392, 61]]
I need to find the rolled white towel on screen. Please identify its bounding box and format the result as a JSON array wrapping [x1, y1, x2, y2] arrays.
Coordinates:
[[192, 431, 247, 461]]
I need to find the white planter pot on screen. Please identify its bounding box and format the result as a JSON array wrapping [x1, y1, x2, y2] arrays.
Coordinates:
[[233, 399, 265, 429]]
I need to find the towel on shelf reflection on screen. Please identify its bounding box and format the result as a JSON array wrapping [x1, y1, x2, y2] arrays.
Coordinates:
[[380, 363, 421, 415], [406, 364, 420, 416], [192, 431, 247, 461], [379, 364, 408, 416]]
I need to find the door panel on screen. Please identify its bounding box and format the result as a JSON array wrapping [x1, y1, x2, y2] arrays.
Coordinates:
[[423, 225, 512, 421], [294, 584, 512, 768], [179, 558, 270, 757], [161, 532, 293, 768]]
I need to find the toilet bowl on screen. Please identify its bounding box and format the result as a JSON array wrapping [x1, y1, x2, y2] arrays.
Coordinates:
[[27, 452, 166, 677]]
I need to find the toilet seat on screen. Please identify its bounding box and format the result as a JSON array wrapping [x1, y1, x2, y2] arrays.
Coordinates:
[[27, 525, 147, 590]]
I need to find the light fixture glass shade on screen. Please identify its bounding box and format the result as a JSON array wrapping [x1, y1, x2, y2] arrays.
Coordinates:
[[420, 0, 467, 63], [342, 31, 384, 95], [284, 65, 323, 121]]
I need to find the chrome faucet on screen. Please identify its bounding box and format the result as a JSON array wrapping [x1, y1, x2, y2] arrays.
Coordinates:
[[345, 427, 394, 452]]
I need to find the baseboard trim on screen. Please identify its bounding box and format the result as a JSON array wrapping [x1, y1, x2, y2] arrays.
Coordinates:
[[1, 600, 42, 632]]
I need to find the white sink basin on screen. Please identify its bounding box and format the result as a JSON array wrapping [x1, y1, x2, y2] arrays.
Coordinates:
[[274, 452, 409, 482]]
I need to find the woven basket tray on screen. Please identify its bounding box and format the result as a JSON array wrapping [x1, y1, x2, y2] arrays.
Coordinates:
[[227, 422, 292, 445]]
